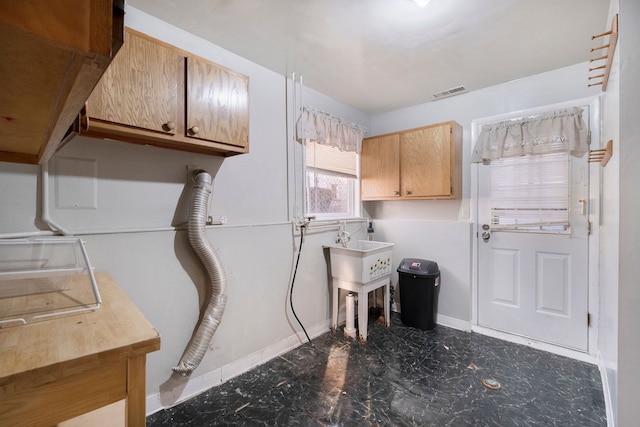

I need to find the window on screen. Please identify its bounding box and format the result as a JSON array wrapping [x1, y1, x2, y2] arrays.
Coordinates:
[[489, 152, 569, 232], [305, 141, 359, 219]]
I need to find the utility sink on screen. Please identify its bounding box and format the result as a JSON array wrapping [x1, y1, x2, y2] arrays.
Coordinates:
[[326, 240, 395, 284], [326, 240, 395, 341]]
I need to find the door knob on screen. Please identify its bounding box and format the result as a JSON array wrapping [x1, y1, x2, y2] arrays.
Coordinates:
[[481, 224, 491, 242]]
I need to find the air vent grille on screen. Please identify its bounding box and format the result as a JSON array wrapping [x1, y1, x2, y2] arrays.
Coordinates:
[[432, 85, 467, 99]]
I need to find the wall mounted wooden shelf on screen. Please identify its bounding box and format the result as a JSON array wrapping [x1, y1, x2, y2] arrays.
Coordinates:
[[589, 139, 612, 167], [588, 13, 618, 92]]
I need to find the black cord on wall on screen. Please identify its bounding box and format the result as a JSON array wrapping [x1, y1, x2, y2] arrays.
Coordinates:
[[289, 224, 313, 346]]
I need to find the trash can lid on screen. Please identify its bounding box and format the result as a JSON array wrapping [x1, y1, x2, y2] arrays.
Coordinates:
[[397, 258, 439, 276]]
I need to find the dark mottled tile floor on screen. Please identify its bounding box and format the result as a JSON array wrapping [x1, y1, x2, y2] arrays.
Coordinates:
[[147, 314, 606, 426]]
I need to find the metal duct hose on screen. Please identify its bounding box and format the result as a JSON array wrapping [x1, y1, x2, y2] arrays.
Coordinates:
[[173, 170, 228, 377]]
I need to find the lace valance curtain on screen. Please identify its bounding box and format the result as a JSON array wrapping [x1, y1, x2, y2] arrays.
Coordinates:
[[471, 107, 588, 163], [296, 107, 365, 154]]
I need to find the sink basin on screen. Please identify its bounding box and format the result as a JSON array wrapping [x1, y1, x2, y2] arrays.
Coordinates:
[[326, 240, 395, 284], [329, 240, 393, 252]]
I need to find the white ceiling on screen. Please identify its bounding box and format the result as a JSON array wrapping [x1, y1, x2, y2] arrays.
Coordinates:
[[128, 0, 610, 114]]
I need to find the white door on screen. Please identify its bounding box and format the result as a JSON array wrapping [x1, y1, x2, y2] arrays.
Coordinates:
[[476, 131, 590, 351]]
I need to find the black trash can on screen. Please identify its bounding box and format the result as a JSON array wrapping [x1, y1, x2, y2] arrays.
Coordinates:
[[397, 258, 440, 330]]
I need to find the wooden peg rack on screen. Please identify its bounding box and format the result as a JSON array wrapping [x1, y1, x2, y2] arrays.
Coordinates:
[[589, 140, 612, 167], [588, 14, 618, 91]]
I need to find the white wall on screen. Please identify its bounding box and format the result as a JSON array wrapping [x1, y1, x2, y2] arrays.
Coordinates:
[[617, 1, 640, 425], [598, 1, 620, 424], [0, 162, 39, 234], [366, 63, 601, 324]]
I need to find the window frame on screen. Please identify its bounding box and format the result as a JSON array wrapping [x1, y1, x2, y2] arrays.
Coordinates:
[[303, 142, 361, 220]]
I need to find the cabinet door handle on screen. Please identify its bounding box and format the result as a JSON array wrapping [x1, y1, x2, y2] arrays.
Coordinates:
[[406, 190, 412, 195], [163, 121, 176, 132], [189, 126, 200, 135], [394, 191, 400, 196]]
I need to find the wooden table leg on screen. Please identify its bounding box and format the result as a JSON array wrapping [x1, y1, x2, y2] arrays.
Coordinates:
[[126, 355, 147, 427]]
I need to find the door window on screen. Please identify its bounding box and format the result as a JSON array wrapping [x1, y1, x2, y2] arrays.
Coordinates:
[[489, 152, 569, 233]]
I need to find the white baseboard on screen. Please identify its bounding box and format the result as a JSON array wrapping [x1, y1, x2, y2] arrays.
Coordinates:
[[391, 308, 472, 333], [146, 319, 331, 416], [471, 324, 597, 364], [437, 314, 472, 332], [596, 351, 616, 427]]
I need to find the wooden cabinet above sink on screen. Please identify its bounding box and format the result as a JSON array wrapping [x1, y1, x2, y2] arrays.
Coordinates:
[[0, 0, 124, 165], [361, 121, 463, 200]]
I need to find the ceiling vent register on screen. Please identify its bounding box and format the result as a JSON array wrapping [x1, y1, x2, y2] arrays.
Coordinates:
[[432, 85, 467, 99]]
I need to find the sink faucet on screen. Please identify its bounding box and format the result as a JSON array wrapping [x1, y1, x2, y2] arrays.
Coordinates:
[[337, 222, 351, 247]]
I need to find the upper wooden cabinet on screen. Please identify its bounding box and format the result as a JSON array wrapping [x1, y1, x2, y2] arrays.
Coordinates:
[[0, 0, 124, 165], [361, 121, 462, 201], [80, 28, 250, 156]]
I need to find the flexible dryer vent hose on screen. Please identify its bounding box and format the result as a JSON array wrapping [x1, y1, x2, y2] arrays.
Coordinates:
[[173, 170, 228, 377]]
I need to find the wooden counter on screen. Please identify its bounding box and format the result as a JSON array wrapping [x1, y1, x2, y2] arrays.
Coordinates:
[[0, 272, 161, 426]]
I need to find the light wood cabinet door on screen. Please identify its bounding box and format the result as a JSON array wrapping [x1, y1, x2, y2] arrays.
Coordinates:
[[186, 57, 249, 149], [361, 134, 400, 199], [400, 123, 452, 197], [87, 30, 181, 135]]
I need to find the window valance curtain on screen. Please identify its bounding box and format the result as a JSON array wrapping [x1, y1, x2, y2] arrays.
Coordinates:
[[471, 107, 588, 163], [296, 107, 365, 154]]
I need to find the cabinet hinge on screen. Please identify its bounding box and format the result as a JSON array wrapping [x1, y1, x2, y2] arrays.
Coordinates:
[[587, 312, 591, 327], [587, 130, 592, 145], [587, 221, 592, 235]]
